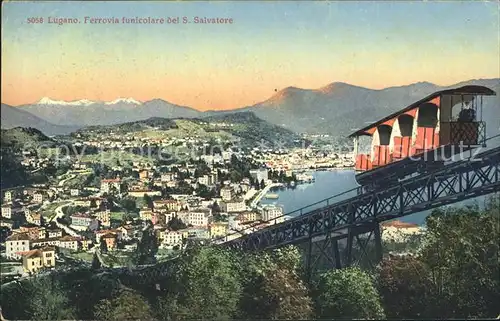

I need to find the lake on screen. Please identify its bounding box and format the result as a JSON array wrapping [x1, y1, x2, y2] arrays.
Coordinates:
[[259, 170, 489, 226]]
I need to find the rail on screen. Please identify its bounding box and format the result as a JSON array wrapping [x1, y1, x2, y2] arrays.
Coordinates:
[[215, 133, 500, 245]]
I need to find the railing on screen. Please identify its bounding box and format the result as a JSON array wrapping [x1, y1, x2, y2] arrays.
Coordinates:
[[440, 121, 486, 146], [215, 184, 362, 243]]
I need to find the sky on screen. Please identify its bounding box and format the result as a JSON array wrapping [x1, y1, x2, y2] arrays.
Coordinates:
[[2, 1, 499, 110]]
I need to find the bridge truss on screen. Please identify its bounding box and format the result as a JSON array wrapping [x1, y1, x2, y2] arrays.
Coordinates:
[[223, 146, 500, 275]]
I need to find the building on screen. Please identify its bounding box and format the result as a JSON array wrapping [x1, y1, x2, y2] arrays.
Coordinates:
[[127, 189, 162, 197], [182, 227, 210, 239], [157, 230, 184, 247], [19, 225, 42, 240], [30, 213, 42, 226], [37, 227, 46, 239], [139, 209, 154, 222], [101, 233, 117, 251], [381, 220, 424, 243], [261, 205, 284, 224], [163, 211, 177, 224], [198, 175, 213, 186], [22, 247, 56, 273], [220, 187, 233, 201], [3, 191, 13, 203], [221, 199, 246, 213], [209, 222, 228, 238], [187, 209, 212, 227], [73, 198, 92, 207], [31, 237, 61, 248], [164, 230, 184, 246], [235, 211, 260, 223], [101, 178, 121, 194], [0, 219, 13, 229], [95, 229, 122, 243], [160, 172, 176, 182], [1, 205, 12, 219], [250, 169, 269, 184], [94, 210, 111, 227], [6, 233, 31, 259], [59, 236, 79, 251], [33, 192, 44, 203], [139, 170, 149, 180], [80, 238, 91, 251], [70, 189, 80, 196], [47, 228, 63, 238], [117, 225, 135, 240], [70, 213, 94, 229], [153, 199, 181, 211]]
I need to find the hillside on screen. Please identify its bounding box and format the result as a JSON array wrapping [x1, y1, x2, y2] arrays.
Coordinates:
[[74, 117, 178, 135], [201, 111, 303, 147], [0, 127, 55, 189], [1, 127, 55, 150], [72, 113, 302, 148], [241, 78, 500, 137], [1, 103, 80, 136]]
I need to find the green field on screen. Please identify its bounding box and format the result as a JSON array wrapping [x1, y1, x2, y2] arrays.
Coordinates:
[[66, 251, 94, 262], [0, 265, 15, 274], [64, 171, 94, 188], [102, 251, 134, 267], [110, 211, 126, 220], [40, 201, 71, 218], [38, 147, 62, 159]]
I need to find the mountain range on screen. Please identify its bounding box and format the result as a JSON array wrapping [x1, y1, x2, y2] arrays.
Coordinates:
[[2, 78, 499, 138]]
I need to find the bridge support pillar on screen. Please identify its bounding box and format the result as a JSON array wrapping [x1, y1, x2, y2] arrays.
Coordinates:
[[373, 221, 383, 264], [345, 204, 355, 267], [332, 238, 342, 269]]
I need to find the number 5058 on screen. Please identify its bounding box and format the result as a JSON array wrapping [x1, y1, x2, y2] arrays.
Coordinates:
[[27, 17, 44, 23]]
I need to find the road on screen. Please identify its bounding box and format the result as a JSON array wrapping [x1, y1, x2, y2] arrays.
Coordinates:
[[250, 183, 283, 209], [58, 174, 76, 187], [51, 201, 80, 237], [243, 188, 258, 201]]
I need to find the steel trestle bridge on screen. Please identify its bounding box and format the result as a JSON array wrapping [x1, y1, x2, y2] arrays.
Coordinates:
[[221, 144, 500, 274]]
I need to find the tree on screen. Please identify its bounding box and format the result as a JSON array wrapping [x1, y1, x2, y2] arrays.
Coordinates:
[[238, 246, 313, 320], [167, 217, 187, 231], [419, 203, 500, 318], [119, 197, 137, 213], [377, 256, 437, 319], [94, 287, 153, 321], [313, 267, 386, 319], [91, 252, 102, 270], [27, 277, 75, 320], [212, 201, 221, 214], [100, 237, 108, 253], [132, 226, 158, 266], [196, 184, 215, 198], [143, 194, 153, 209], [168, 246, 242, 320]]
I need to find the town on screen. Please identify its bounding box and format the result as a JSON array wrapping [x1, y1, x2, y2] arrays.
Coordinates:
[[0, 125, 365, 279]]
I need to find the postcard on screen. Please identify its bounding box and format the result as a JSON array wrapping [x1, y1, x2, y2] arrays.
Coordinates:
[[1, 1, 499, 320]]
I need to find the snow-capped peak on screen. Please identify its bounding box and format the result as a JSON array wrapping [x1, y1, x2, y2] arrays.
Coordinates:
[[105, 97, 142, 105], [35, 97, 142, 106], [37, 97, 95, 106]]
